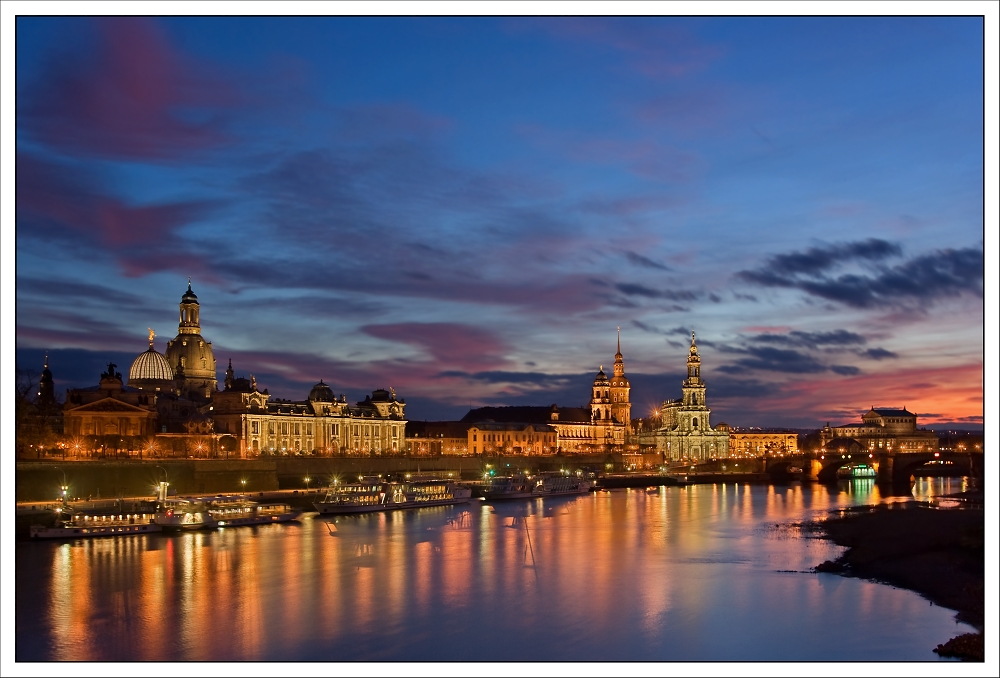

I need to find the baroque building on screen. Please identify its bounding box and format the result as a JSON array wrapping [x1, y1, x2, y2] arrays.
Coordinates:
[[165, 280, 217, 400], [459, 330, 633, 454], [211, 361, 407, 456], [820, 407, 938, 454], [642, 332, 730, 461]]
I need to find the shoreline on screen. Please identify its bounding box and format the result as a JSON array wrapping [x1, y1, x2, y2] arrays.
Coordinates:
[[810, 493, 984, 661]]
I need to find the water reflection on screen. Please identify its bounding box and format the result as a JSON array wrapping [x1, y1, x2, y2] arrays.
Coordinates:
[[17, 482, 974, 661]]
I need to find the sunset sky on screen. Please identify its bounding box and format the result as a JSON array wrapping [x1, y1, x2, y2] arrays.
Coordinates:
[[11, 15, 987, 428]]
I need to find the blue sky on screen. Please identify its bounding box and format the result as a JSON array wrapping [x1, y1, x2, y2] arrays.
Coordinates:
[[12, 16, 988, 428]]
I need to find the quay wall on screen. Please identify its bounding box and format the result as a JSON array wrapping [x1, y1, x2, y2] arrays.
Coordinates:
[[15, 454, 626, 502]]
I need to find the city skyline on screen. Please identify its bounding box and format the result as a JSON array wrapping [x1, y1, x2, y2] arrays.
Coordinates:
[[12, 16, 987, 429]]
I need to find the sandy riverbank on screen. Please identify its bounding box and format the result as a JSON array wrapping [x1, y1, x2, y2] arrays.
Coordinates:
[[811, 493, 984, 661]]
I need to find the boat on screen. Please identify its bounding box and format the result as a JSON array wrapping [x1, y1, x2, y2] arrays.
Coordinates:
[[30, 510, 162, 540], [154, 497, 220, 530], [481, 474, 536, 500], [837, 464, 877, 480], [314, 479, 471, 515], [531, 473, 592, 497], [210, 499, 303, 527]]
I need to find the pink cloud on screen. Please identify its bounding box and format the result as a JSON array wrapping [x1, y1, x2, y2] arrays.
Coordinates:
[[362, 323, 512, 372], [21, 18, 240, 160]]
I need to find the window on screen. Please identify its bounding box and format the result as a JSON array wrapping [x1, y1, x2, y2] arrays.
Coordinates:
[[332, 423, 340, 436], [252, 421, 259, 435], [353, 425, 360, 436], [294, 423, 301, 435], [306, 423, 313, 435], [268, 422, 275, 435], [281, 422, 289, 435]]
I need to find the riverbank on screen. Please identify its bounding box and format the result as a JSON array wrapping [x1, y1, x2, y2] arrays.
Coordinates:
[[811, 493, 984, 661]]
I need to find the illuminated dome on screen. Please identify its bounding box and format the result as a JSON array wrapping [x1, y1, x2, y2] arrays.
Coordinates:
[[593, 366, 609, 385], [308, 380, 335, 402], [129, 332, 174, 391]]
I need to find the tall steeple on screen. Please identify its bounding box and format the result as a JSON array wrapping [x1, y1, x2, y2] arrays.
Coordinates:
[[682, 331, 706, 408], [37, 352, 55, 404], [609, 328, 631, 429]]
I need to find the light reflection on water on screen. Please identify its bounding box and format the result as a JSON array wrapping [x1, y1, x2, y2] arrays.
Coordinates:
[[17, 480, 973, 661]]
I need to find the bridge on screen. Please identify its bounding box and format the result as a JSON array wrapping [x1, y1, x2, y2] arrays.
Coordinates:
[[764, 446, 982, 487]]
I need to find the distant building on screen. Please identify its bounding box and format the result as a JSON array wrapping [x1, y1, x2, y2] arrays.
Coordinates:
[[466, 421, 558, 456], [459, 331, 633, 454], [821, 407, 938, 454], [728, 428, 799, 458], [405, 421, 473, 456], [640, 332, 730, 461]]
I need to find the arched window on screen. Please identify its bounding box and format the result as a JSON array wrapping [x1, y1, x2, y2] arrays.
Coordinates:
[[692, 417, 699, 429]]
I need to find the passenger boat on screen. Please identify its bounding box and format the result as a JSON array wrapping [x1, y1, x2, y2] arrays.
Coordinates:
[[531, 473, 592, 497], [30, 511, 162, 540], [314, 480, 471, 515], [211, 499, 303, 527], [481, 474, 536, 500], [154, 497, 220, 530]]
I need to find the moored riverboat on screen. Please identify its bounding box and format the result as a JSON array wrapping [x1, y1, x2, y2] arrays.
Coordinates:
[[154, 498, 220, 531], [314, 480, 471, 515], [481, 474, 536, 500], [30, 511, 162, 540], [211, 499, 303, 526], [532, 473, 592, 497]]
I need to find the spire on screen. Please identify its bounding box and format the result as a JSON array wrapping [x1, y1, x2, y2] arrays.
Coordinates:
[[148, 328, 155, 348], [43, 351, 49, 370], [617, 326, 621, 355], [187, 276, 192, 292]]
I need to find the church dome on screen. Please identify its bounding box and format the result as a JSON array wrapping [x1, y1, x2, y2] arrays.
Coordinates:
[[593, 367, 609, 385], [130, 347, 174, 381], [308, 380, 335, 402]]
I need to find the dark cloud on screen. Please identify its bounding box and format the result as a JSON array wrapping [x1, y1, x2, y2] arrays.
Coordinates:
[[829, 365, 861, 376], [736, 241, 983, 310], [767, 239, 901, 275], [752, 330, 866, 349], [718, 347, 829, 375], [436, 370, 576, 386], [624, 251, 670, 270], [862, 348, 899, 360], [631, 320, 663, 334], [615, 284, 697, 301]]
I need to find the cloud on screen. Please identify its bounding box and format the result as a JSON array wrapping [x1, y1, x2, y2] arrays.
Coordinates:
[[614, 283, 697, 301], [16, 152, 218, 277], [736, 241, 983, 310], [829, 365, 861, 376], [751, 329, 867, 349], [862, 347, 899, 360], [624, 251, 670, 270], [361, 323, 511, 372], [19, 18, 241, 161]]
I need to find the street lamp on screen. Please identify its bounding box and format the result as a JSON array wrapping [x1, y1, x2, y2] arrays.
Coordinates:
[[53, 466, 68, 504], [304, 476, 311, 491]]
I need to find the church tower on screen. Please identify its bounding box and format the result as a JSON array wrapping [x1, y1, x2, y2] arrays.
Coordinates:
[[609, 328, 632, 430], [680, 332, 709, 429], [165, 279, 217, 399]]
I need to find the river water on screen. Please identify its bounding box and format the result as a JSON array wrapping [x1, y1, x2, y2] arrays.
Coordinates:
[[16, 477, 973, 662]]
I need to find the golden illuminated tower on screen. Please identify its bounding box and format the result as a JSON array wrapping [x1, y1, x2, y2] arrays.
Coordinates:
[[165, 279, 217, 399], [609, 327, 632, 429]]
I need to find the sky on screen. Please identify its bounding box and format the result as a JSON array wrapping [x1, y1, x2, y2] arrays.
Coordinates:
[[10, 14, 990, 429]]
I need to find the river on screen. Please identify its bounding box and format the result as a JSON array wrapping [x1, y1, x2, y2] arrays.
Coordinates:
[[15, 477, 973, 662]]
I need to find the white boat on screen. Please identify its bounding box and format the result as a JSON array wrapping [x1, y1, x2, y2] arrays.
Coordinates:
[[481, 474, 536, 500], [531, 473, 592, 497], [154, 498, 220, 530], [30, 511, 162, 540], [314, 480, 471, 515]]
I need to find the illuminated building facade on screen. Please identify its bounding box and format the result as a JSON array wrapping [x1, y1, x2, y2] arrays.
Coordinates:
[[164, 281, 218, 401], [821, 407, 938, 454], [467, 422, 558, 455], [405, 421, 472, 456], [211, 365, 407, 456], [643, 333, 730, 461], [728, 429, 799, 458]]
